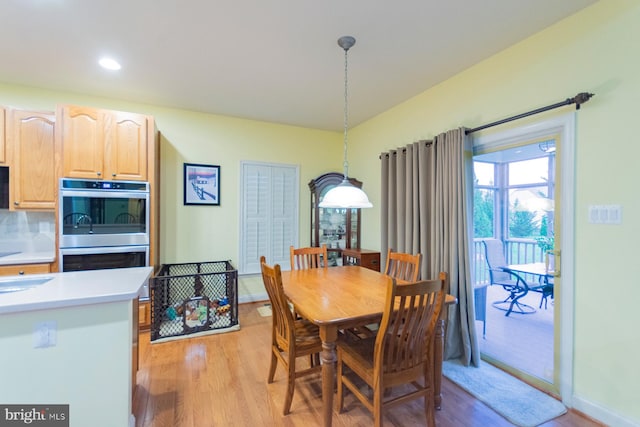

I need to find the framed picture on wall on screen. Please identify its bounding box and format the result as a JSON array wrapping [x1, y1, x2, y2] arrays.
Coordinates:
[[184, 163, 220, 206]]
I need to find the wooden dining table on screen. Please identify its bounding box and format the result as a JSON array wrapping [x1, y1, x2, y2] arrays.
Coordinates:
[[280, 265, 456, 427]]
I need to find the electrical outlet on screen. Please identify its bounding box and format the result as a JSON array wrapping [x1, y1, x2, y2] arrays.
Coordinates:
[[33, 321, 57, 348]]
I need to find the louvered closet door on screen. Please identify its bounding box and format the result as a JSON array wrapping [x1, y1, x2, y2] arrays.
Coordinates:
[[240, 162, 299, 274]]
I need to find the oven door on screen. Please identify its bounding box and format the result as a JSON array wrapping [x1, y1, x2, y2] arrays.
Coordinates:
[[59, 245, 150, 296], [59, 245, 149, 272], [60, 188, 149, 248]]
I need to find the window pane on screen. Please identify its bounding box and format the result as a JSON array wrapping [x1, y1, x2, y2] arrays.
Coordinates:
[[474, 161, 494, 186], [508, 186, 551, 238], [508, 158, 548, 186], [473, 188, 494, 238]]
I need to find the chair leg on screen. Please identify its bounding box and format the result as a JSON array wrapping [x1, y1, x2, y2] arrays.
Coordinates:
[[268, 349, 278, 383], [283, 355, 296, 415], [373, 383, 383, 427]]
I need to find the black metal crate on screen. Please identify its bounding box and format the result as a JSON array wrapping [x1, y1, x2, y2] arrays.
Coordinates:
[[150, 261, 239, 342]]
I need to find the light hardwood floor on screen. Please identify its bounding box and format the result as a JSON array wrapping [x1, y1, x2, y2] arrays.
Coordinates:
[[133, 301, 603, 427]]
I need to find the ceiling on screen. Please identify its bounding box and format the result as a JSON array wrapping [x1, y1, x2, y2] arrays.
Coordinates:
[[0, 0, 597, 131]]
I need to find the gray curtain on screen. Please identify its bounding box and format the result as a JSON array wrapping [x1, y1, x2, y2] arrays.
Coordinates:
[[380, 127, 480, 366]]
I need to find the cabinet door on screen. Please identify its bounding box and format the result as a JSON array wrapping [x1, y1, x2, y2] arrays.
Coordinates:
[[60, 105, 105, 179], [0, 107, 6, 164], [7, 109, 57, 210], [105, 111, 148, 181]]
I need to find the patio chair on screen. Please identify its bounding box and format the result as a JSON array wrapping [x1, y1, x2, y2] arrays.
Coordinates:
[[335, 273, 447, 427], [482, 239, 535, 316], [260, 256, 323, 415]]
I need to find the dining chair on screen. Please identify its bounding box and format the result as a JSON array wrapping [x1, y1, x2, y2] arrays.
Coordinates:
[[260, 256, 323, 415], [289, 245, 328, 270], [482, 238, 534, 316], [289, 245, 327, 321], [384, 248, 421, 282], [335, 273, 447, 427], [354, 248, 422, 338]]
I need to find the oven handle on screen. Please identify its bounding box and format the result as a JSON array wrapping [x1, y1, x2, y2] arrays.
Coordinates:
[[59, 245, 149, 255], [60, 189, 149, 199]]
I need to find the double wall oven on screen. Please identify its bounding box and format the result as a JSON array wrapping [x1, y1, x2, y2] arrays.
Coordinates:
[[59, 178, 150, 296]]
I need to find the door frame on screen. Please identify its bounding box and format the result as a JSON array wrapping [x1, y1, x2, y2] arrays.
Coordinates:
[[472, 112, 575, 404]]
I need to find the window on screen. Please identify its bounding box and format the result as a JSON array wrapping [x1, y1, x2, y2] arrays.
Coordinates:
[[239, 162, 299, 274]]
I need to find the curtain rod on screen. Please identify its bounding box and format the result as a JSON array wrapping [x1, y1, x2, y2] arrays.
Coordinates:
[[465, 92, 594, 135]]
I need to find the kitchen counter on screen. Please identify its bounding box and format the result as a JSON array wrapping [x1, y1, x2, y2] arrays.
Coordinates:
[[0, 250, 55, 265], [0, 266, 153, 427], [0, 266, 153, 314]]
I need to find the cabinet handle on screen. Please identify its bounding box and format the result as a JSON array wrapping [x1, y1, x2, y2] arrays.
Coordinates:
[[19, 271, 25, 275], [14, 201, 19, 206], [112, 173, 116, 177], [97, 172, 101, 176]]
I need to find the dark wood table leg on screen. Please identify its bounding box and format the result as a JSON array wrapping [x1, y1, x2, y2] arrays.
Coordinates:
[[319, 326, 338, 427]]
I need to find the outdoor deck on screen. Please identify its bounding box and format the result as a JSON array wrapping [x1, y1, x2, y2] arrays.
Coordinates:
[[477, 284, 554, 382]]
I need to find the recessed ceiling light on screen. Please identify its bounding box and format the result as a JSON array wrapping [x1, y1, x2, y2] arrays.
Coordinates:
[[99, 57, 121, 71]]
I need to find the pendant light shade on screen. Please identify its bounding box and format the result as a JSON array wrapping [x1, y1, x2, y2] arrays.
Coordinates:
[[319, 36, 372, 209], [319, 178, 373, 208]]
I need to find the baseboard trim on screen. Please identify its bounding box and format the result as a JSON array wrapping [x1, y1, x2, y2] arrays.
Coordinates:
[[571, 394, 639, 427], [238, 292, 268, 305]]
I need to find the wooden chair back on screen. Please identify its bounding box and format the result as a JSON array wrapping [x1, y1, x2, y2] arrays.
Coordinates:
[[336, 272, 447, 426], [260, 256, 295, 351], [260, 256, 322, 415], [290, 245, 328, 270], [376, 273, 446, 383], [384, 249, 421, 282]]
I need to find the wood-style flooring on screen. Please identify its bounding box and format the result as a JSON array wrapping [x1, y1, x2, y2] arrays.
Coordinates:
[[133, 301, 603, 427]]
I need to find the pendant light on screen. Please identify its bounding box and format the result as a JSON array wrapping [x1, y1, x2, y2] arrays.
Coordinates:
[[319, 36, 373, 209]]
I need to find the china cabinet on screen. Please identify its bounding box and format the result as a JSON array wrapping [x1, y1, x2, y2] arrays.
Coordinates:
[[309, 172, 363, 266]]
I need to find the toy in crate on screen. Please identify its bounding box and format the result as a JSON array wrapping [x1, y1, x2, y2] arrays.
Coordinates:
[[150, 261, 239, 342]]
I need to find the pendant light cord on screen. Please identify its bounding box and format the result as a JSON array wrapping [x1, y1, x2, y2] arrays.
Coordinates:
[[342, 45, 349, 179]]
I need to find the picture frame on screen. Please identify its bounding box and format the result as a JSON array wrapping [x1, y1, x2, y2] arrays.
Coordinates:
[[183, 163, 220, 206]]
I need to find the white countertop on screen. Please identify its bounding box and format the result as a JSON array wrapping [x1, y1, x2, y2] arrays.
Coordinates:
[[0, 266, 153, 314], [0, 250, 55, 265]]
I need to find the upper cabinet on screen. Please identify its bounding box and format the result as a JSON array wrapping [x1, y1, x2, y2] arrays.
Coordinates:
[[59, 105, 149, 181], [309, 172, 362, 266], [6, 108, 57, 210]]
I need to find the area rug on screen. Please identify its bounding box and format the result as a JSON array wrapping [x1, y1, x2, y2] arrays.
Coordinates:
[[442, 358, 567, 427], [257, 303, 272, 317]]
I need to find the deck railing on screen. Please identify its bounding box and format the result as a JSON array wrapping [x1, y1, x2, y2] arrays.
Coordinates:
[[473, 238, 547, 286]]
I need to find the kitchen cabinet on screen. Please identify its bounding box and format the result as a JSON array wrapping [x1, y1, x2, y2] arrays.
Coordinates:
[[309, 172, 363, 266], [138, 299, 151, 330], [0, 263, 51, 276], [59, 105, 149, 181], [6, 109, 57, 210]]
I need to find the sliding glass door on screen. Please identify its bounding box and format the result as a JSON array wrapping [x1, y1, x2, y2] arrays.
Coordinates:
[[472, 132, 562, 395]]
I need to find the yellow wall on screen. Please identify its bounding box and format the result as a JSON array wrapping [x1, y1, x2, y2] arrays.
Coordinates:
[[346, 1, 640, 425]]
